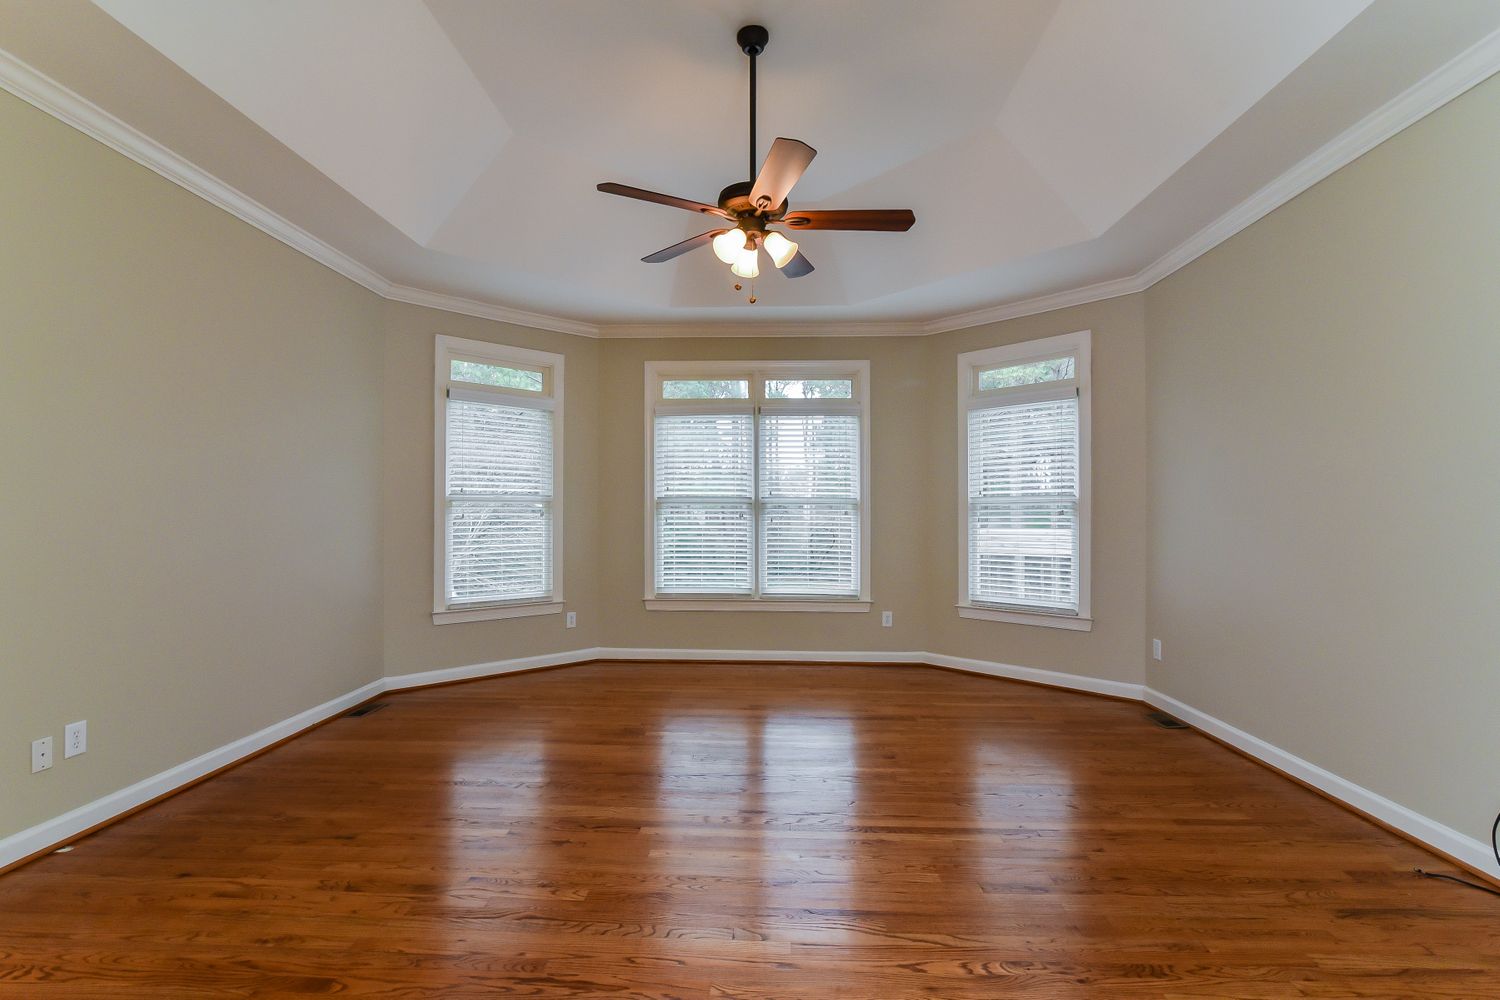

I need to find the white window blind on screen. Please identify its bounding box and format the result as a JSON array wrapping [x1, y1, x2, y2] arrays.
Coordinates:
[[759, 413, 860, 595], [647, 364, 869, 605], [434, 335, 562, 622], [654, 413, 754, 593], [445, 397, 554, 604], [958, 332, 1090, 627], [967, 395, 1080, 613]]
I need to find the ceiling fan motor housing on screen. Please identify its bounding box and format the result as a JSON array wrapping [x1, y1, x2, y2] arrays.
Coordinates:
[[717, 181, 783, 220]]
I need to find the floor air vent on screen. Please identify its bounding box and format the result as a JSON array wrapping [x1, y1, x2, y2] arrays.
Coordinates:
[[344, 702, 389, 718], [1146, 711, 1190, 730]]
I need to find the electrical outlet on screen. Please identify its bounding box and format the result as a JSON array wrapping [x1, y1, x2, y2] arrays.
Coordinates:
[[881, 611, 893, 627], [1152, 638, 1162, 661], [64, 720, 87, 758], [31, 737, 53, 773], [565, 611, 577, 629]]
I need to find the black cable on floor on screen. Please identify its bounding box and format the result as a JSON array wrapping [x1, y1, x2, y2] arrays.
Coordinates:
[[1411, 810, 1500, 898], [1415, 868, 1500, 897]]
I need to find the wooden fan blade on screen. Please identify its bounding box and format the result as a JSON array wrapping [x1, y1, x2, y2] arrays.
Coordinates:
[[781, 209, 915, 232], [749, 138, 816, 212], [597, 183, 733, 219], [642, 230, 726, 263], [779, 250, 814, 278]]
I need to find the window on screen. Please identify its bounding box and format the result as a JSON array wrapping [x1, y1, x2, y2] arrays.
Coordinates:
[[434, 336, 563, 624], [958, 331, 1091, 631], [645, 362, 871, 611]]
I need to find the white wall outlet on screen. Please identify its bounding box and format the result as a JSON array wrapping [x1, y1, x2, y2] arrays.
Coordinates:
[[565, 611, 577, 629], [881, 611, 893, 627], [31, 736, 53, 773], [64, 720, 87, 758], [1152, 638, 1162, 661]]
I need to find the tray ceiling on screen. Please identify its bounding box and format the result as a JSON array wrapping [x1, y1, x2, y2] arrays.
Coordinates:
[[3, 0, 1499, 328]]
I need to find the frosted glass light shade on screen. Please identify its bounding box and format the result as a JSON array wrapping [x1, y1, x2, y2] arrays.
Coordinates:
[[712, 229, 747, 264], [763, 231, 798, 268], [730, 246, 760, 279]]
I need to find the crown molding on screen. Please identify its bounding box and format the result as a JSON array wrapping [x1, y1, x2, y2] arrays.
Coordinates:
[[1134, 25, 1500, 290], [598, 319, 925, 339], [918, 273, 1150, 335], [383, 282, 601, 338], [0, 47, 392, 297], [3, 27, 1497, 340]]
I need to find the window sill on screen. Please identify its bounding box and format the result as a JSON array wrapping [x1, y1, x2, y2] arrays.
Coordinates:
[[956, 604, 1093, 631], [433, 601, 563, 625], [645, 599, 872, 613]]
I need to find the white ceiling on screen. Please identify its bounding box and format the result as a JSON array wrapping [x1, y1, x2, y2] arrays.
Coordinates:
[[4, 1, 1500, 328]]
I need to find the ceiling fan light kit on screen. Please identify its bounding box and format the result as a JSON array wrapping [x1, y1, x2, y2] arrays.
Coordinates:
[[597, 24, 915, 303]]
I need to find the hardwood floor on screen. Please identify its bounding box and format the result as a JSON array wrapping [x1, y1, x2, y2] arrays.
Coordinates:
[[0, 662, 1495, 998]]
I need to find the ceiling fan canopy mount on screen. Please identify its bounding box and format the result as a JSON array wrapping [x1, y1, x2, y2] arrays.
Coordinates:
[[736, 23, 769, 57]]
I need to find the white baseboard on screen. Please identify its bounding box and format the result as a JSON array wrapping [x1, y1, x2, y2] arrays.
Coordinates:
[[0, 679, 385, 870], [1145, 688, 1498, 880], [593, 646, 925, 664], [593, 648, 1145, 704], [7, 650, 1490, 883], [925, 652, 1144, 701], [384, 646, 604, 691]]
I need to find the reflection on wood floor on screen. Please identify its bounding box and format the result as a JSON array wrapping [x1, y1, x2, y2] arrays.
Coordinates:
[[0, 661, 1495, 997]]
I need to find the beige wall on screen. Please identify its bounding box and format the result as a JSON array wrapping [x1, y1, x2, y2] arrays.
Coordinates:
[[380, 303, 601, 675], [928, 296, 1149, 685], [0, 90, 384, 839], [1146, 75, 1500, 845]]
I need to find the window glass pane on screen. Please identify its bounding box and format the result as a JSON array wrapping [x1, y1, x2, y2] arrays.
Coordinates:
[[656, 504, 753, 592], [968, 501, 1078, 610], [662, 378, 750, 399], [447, 501, 551, 604], [764, 378, 853, 399], [967, 398, 1078, 499], [977, 356, 1075, 391], [762, 503, 859, 596], [446, 399, 552, 497], [759, 413, 860, 597], [760, 414, 859, 500], [445, 396, 553, 605], [450, 359, 544, 391], [654, 412, 755, 594], [654, 414, 754, 498], [967, 396, 1080, 614]]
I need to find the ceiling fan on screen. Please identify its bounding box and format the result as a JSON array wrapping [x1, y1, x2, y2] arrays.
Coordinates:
[[596, 24, 915, 298]]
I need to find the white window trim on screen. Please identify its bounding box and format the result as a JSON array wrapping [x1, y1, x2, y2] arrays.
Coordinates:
[[433, 335, 565, 625], [433, 602, 564, 625], [644, 360, 872, 611], [956, 330, 1092, 631], [644, 599, 872, 613]]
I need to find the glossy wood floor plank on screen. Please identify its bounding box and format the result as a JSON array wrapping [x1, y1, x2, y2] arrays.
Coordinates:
[[0, 662, 1495, 998]]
